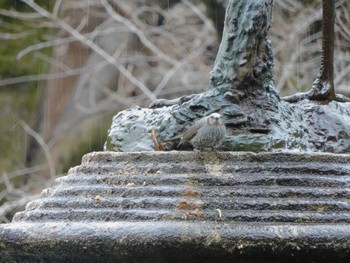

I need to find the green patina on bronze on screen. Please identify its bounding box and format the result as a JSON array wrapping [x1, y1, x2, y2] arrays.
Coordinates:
[[105, 0, 350, 153]]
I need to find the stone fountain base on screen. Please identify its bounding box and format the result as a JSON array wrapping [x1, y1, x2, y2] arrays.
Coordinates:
[[1, 151, 350, 262]]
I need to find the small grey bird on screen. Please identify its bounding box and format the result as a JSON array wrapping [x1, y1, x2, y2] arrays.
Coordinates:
[[178, 113, 226, 151]]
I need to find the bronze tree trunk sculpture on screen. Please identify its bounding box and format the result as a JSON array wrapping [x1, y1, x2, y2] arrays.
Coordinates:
[[105, 0, 350, 153]]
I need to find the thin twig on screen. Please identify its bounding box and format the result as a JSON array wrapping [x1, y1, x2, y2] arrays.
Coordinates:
[[17, 26, 124, 60], [19, 121, 56, 181], [34, 51, 72, 71], [0, 194, 41, 220], [0, 165, 46, 184], [181, 0, 216, 33], [0, 60, 109, 86], [0, 8, 44, 19], [100, 0, 177, 66], [0, 31, 35, 40], [21, 0, 156, 101], [153, 43, 209, 96], [151, 129, 160, 151], [53, 0, 62, 17]]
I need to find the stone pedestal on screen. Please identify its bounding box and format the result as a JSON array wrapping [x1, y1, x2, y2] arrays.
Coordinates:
[[1, 151, 350, 262]]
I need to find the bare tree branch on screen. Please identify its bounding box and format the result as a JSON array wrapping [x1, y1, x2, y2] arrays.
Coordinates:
[[21, 0, 157, 101], [17, 26, 123, 60], [19, 121, 56, 181], [0, 8, 44, 19], [100, 0, 177, 66], [0, 31, 35, 40], [181, 0, 216, 33], [0, 194, 41, 221]]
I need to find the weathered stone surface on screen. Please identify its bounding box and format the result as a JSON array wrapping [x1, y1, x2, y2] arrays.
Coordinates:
[[1, 151, 350, 262]]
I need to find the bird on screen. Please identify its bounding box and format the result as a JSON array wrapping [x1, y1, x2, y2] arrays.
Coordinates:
[[177, 113, 226, 151]]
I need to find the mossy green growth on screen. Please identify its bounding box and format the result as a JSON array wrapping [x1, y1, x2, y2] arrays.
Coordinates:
[[0, 0, 52, 11], [0, 2, 52, 79]]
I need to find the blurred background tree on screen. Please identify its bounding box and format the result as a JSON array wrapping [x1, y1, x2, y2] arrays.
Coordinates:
[[0, 0, 349, 222]]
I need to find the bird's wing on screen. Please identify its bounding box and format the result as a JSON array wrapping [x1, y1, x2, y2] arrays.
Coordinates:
[[178, 118, 206, 144]]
